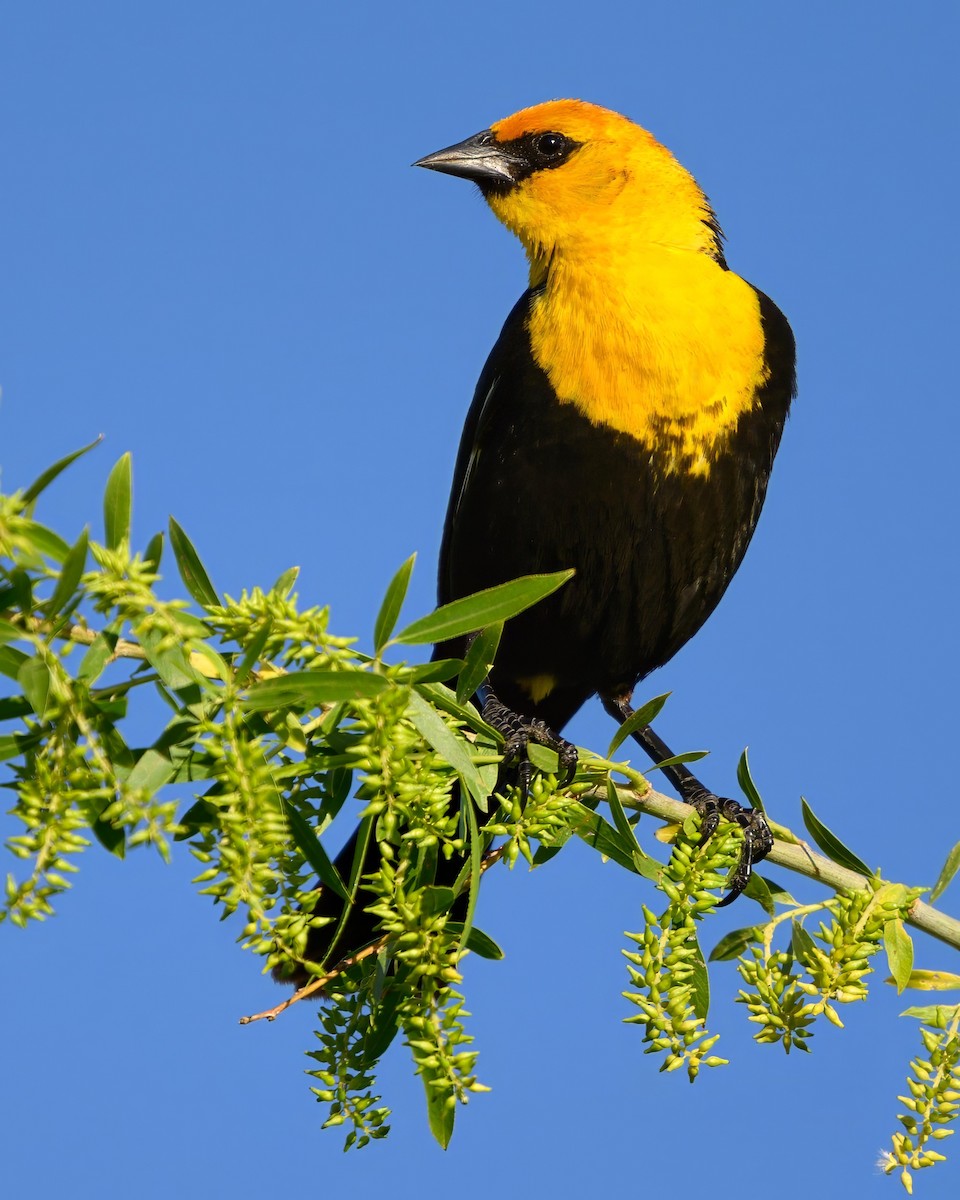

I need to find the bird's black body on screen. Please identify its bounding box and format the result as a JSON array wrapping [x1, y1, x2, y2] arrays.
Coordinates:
[[438, 285, 795, 729]]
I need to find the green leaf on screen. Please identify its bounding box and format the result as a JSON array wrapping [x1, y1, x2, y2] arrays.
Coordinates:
[[407, 659, 463, 684], [741, 871, 776, 916], [800, 797, 872, 877], [168, 516, 220, 608], [19, 520, 70, 562], [374, 553, 417, 654], [421, 886, 456, 916], [736, 747, 765, 813], [900, 1004, 960, 1023], [0, 646, 29, 680], [883, 919, 915, 994], [44, 528, 89, 617], [689, 932, 710, 1022], [526, 743, 558, 773], [709, 925, 762, 962], [606, 693, 670, 759], [125, 748, 176, 794], [22, 436, 103, 505], [143, 531, 164, 575], [284, 801, 349, 902], [895, 971, 960, 991], [455, 622, 503, 705], [447, 923, 504, 960], [77, 629, 118, 685], [790, 920, 819, 969], [605, 778, 647, 862], [423, 1071, 456, 1150], [931, 839, 960, 902], [272, 566, 299, 597], [0, 619, 20, 645], [243, 670, 389, 711], [568, 801, 661, 879], [395, 570, 574, 646], [407, 689, 489, 811], [139, 628, 202, 691], [103, 452, 132, 550], [643, 749, 709, 773], [89, 812, 126, 858], [17, 657, 52, 719]]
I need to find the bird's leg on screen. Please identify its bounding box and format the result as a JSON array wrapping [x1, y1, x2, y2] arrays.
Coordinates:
[[601, 696, 773, 905], [476, 680, 578, 796]]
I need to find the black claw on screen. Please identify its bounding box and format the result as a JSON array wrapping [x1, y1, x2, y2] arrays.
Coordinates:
[[480, 694, 578, 793], [686, 789, 772, 906]]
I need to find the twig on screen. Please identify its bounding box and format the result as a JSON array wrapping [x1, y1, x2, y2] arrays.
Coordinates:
[[240, 844, 509, 1025], [610, 782, 960, 953]]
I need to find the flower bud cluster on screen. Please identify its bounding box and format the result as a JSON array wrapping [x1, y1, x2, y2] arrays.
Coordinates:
[[880, 1004, 960, 1194], [622, 815, 740, 1080]]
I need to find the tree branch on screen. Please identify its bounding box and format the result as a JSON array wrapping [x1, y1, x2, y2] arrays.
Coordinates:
[[611, 782, 960, 953]]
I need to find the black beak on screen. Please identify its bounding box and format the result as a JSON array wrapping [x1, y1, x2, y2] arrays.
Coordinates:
[[413, 130, 523, 187]]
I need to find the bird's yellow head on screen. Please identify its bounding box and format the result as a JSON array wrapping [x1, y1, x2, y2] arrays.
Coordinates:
[[415, 100, 724, 276]]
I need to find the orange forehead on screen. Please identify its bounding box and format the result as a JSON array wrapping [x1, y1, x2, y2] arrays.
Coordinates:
[[491, 99, 640, 144]]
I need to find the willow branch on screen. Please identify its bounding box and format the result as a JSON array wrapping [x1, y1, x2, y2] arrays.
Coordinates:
[[609, 782, 960, 953]]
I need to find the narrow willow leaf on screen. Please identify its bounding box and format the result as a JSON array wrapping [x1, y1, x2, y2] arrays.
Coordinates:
[[168, 516, 220, 608], [103, 452, 132, 550], [527, 743, 559, 773], [893, 970, 960, 992], [284, 801, 349, 902], [447, 922, 505, 960], [606, 778, 646, 858], [407, 659, 463, 684], [77, 630, 118, 685], [800, 797, 872, 877], [139, 629, 201, 691], [374, 553, 417, 653], [643, 749, 709, 773], [606, 693, 670, 759], [709, 925, 762, 962], [790, 920, 819, 969], [20, 520, 70, 562], [900, 1004, 959, 1022], [457, 784, 483, 956], [125, 748, 176, 794], [689, 932, 710, 1022], [233, 621, 272, 687], [736, 746, 765, 813], [22, 435, 103, 505], [741, 872, 776, 916], [883, 919, 914, 994], [0, 647, 29, 683], [0, 619, 20, 644], [424, 1071, 456, 1150], [568, 801, 660, 879], [45, 528, 89, 617], [243, 670, 389, 711], [395, 570, 574, 646], [17, 657, 51, 719], [455, 622, 503, 704], [143, 531, 164, 575], [421, 886, 456, 916], [272, 565, 299, 597], [407, 689, 488, 811], [931, 839, 960, 902]]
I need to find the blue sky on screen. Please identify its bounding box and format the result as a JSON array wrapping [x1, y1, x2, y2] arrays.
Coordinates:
[[2, 3, 959, 1196]]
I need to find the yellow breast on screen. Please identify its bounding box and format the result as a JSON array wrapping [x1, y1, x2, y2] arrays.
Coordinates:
[[526, 245, 769, 476]]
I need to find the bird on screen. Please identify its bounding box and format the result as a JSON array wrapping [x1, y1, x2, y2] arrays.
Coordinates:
[[278, 99, 795, 984]]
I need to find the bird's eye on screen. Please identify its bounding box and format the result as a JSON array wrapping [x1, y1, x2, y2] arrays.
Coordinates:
[[535, 132, 566, 158]]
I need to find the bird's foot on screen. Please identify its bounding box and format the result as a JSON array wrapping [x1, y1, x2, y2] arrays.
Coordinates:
[[685, 787, 773, 906], [480, 693, 578, 798]]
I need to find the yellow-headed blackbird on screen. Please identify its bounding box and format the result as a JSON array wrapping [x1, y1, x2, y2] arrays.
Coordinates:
[[283, 100, 795, 980]]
